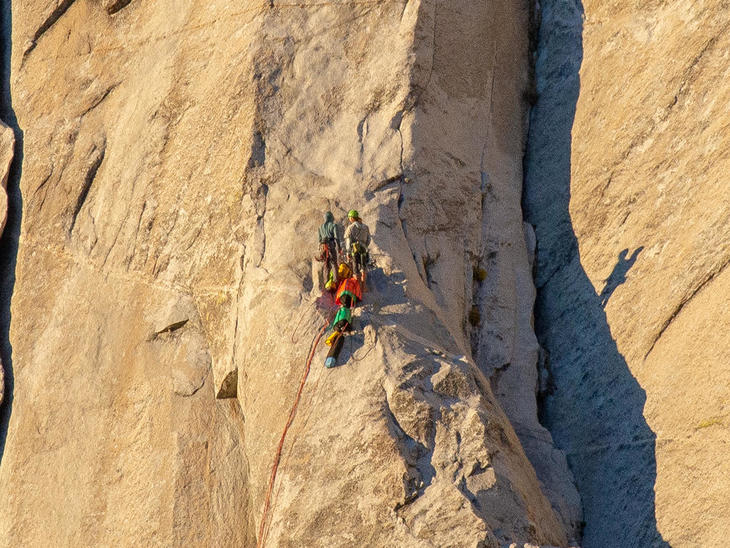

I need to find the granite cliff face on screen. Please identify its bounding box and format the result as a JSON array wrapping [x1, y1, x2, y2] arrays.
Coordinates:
[[525, 0, 730, 546], [1, 0, 726, 546], [0, 1, 578, 546]]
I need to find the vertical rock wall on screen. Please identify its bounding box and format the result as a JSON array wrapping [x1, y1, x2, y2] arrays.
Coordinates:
[[525, 0, 730, 546], [0, 120, 13, 408], [0, 0, 580, 546]]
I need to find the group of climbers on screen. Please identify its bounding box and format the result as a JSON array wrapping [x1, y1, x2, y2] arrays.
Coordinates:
[[317, 209, 370, 290], [324, 263, 362, 368], [316, 209, 370, 368]]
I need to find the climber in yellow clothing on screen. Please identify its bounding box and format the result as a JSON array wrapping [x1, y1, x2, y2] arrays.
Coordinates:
[[325, 263, 362, 368]]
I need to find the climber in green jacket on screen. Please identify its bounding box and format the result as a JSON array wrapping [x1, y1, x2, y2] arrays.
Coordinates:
[[317, 211, 343, 290], [324, 306, 352, 368]]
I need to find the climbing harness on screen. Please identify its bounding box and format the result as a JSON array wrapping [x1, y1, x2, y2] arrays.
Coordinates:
[[257, 322, 329, 548]]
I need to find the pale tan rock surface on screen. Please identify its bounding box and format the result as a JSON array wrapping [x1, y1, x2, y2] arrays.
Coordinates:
[[0, 122, 13, 238], [0, 0, 578, 546], [0, 121, 12, 406], [525, 0, 730, 546]]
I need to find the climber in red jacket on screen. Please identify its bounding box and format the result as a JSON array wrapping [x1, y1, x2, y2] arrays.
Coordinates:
[[335, 263, 362, 308]]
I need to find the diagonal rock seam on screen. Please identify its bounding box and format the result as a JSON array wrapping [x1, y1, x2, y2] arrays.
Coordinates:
[[68, 140, 106, 237], [644, 255, 730, 359], [22, 0, 76, 61]]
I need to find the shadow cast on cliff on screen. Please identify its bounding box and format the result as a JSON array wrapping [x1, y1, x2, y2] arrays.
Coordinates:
[[0, 0, 22, 465], [523, 1, 668, 546], [599, 246, 643, 308]]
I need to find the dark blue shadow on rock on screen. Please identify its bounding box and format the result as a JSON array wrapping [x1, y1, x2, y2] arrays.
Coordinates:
[[599, 247, 644, 308], [0, 0, 23, 466], [523, 1, 668, 546]]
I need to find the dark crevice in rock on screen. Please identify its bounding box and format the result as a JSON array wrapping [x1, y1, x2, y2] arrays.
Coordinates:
[[69, 141, 106, 236], [154, 318, 189, 336], [383, 388, 436, 508], [421, 252, 438, 289], [248, 130, 266, 169], [104, 0, 133, 15], [216, 368, 237, 400], [0, 0, 23, 466], [81, 83, 119, 118], [521, 0, 670, 546]]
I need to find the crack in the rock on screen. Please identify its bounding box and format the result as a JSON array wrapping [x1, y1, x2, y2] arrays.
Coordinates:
[[152, 318, 189, 338], [80, 83, 120, 119], [69, 140, 106, 237], [101, 214, 125, 267], [105, 0, 133, 15], [382, 387, 435, 507], [176, 367, 210, 398], [22, 0, 77, 62], [391, 109, 405, 176], [357, 114, 368, 174], [31, 166, 53, 209], [644, 256, 730, 359]]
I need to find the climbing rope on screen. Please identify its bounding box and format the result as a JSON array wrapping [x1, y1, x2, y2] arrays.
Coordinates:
[[270, 349, 334, 521], [349, 331, 376, 363], [257, 321, 329, 548], [289, 304, 312, 344]]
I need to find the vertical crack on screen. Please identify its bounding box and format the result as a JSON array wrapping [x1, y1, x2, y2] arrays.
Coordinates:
[[0, 0, 23, 465]]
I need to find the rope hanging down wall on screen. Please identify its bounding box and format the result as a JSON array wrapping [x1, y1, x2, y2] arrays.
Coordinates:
[[256, 322, 329, 548]]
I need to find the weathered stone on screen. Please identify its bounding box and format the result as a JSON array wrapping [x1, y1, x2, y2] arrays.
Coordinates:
[[0, 121, 14, 407], [525, 0, 730, 546], [0, 122, 13, 239], [0, 0, 581, 546]]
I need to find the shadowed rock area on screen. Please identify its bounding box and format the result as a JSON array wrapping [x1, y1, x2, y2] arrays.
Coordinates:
[[525, 0, 729, 546], [0, 0, 21, 464]]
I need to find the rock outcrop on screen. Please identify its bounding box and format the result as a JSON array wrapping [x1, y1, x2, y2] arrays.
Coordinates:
[[0, 122, 13, 238], [0, 1, 579, 547], [0, 121, 13, 406], [525, 0, 730, 546]]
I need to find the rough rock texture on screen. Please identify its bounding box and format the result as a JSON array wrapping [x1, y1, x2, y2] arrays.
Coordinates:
[[0, 121, 13, 406], [525, 0, 730, 546], [0, 0, 581, 546], [0, 121, 12, 237], [0, 122, 15, 404]]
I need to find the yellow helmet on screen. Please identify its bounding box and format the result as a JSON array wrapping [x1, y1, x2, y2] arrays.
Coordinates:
[[338, 263, 352, 279]]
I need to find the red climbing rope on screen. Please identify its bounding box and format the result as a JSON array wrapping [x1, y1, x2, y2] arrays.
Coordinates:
[[257, 322, 329, 548]]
